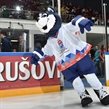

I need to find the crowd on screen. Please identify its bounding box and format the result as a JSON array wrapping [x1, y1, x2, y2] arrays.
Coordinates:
[[0, 0, 109, 25], [60, 1, 106, 25], [89, 44, 109, 77], [0, 0, 44, 20], [0, 0, 108, 24]]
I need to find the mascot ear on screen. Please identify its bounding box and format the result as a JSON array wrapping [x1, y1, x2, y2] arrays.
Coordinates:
[[47, 6, 56, 13]]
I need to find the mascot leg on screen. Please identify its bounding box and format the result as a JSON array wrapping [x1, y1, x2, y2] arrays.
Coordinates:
[[72, 77, 93, 107], [62, 62, 93, 107], [84, 73, 109, 105]]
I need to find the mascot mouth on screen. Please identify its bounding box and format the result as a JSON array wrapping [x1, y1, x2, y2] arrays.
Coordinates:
[[42, 25, 47, 30]]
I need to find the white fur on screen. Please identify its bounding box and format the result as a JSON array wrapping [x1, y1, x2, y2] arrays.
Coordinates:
[[72, 73, 103, 95], [84, 73, 102, 90], [36, 14, 56, 33], [72, 77, 85, 95]]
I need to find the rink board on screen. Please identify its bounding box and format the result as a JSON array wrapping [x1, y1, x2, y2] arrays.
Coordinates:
[[105, 52, 109, 86], [0, 53, 60, 98], [0, 85, 60, 98]]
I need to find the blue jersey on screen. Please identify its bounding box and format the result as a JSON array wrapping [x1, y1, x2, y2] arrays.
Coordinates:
[[94, 50, 100, 62]]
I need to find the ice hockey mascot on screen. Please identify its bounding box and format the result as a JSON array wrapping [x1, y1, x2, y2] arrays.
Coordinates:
[[31, 6, 109, 107]]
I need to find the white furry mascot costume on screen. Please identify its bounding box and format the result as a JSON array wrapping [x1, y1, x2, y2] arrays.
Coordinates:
[[31, 6, 109, 107]]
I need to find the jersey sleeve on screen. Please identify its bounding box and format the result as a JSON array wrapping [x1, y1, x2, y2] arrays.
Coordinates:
[[42, 43, 53, 57], [64, 22, 80, 33], [63, 22, 81, 41]]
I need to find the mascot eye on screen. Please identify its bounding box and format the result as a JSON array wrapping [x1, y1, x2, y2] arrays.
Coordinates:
[[42, 13, 48, 17], [43, 15, 46, 17]]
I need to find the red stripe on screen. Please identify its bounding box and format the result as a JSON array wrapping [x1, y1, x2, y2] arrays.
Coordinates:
[[57, 44, 92, 71]]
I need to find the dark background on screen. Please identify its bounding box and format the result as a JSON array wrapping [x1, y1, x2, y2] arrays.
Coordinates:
[[0, 0, 109, 13], [64, 0, 109, 14]]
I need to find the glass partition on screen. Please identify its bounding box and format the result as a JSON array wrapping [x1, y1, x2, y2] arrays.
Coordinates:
[[34, 34, 48, 50], [86, 33, 109, 78], [0, 29, 29, 52]]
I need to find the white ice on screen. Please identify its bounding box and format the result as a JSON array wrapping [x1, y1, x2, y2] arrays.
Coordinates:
[[0, 86, 109, 109]]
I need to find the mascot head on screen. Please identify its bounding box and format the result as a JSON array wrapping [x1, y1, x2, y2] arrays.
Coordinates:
[[36, 6, 62, 37]]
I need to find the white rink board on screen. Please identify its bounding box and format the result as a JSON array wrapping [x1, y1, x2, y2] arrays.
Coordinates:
[[105, 53, 109, 81]]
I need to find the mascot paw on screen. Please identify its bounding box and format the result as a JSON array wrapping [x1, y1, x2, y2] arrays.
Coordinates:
[[80, 90, 93, 107], [94, 88, 109, 105], [72, 15, 94, 34], [30, 48, 44, 65]]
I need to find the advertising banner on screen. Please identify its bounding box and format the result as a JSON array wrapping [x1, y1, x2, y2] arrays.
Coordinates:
[[0, 52, 60, 97]]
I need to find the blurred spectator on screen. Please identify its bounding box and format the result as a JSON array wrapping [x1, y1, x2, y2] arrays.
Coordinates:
[[25, 9, 32, 19], [76, 6, 81, 15], [13, 48, 16, 52], [35, 42, 42, 50], [100, 44, 106, 76], [20, 11, 26, 19], [61, 4, 66, 15], [90, 46, 95, 59], [93, 45, 101, 76], [70, 6, 76, 14], [3, 6, 9, 18], [81, 8, 85, 14], [68, 2, 73, 12], [0, 30, 12, 52]]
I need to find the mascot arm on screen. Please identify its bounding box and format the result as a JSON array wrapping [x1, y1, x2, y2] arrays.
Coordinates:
[[72, 15, 94, 34], [30, 48, 44, 65], [30, 43, 53, 65], [42, 44, 53, 57]]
